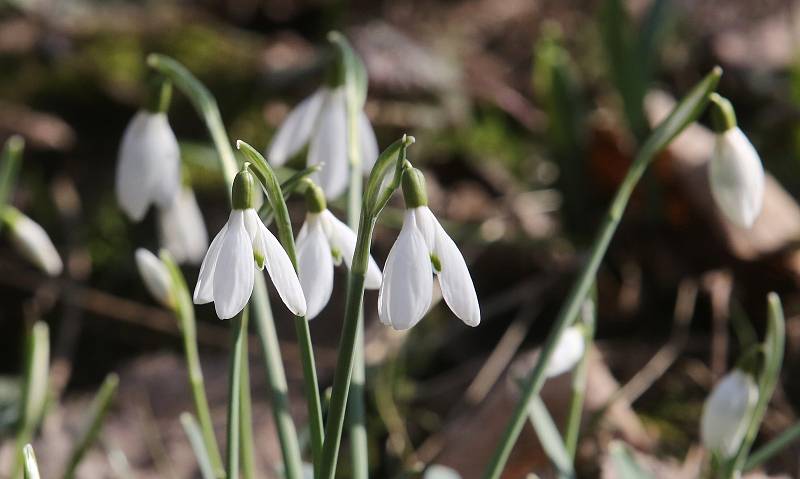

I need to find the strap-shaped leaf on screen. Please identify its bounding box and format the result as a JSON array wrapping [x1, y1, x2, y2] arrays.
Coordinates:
[[528, 396, 574, 478]]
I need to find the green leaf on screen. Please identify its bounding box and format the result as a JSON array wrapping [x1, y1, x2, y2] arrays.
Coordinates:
[[0, 135, 24, 235], [609, 441, 654, 479], [181, 412, 217, 479], [20, 321, 49, 434], [63, 373, 119, 479], [745, 421, 800, 472], [527, 396, 575, 478]]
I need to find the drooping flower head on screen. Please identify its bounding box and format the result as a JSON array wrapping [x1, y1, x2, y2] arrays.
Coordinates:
[[158, 185, 209, 265], [700, 368, 758, 458], [193, 165, 306, 319], [378, 167, 480, 330], [116, 82, 181, 221], [295, 180, 382, 319], [266, 41, 378, 200], [1, 206, 63, 276], [708, 93, 764, 228], [545, 326, 586, 378], [135, 248, 173, 308]]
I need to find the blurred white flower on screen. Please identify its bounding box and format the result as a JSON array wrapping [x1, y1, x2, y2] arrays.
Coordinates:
[[709, 126, 764, 228], [378, 207, 480, 330], [158, 186, 209, 265], [700, 369, 758, 458], [296, 209, 382, 319], [3, 207, 62, 276], [424, 465, 462, 479], [545, 326, 585, 378], [135, 248, 173, 308], [267, 87, 378, 199], [193, 195, 306, 319], [116, 110, 181, 221]]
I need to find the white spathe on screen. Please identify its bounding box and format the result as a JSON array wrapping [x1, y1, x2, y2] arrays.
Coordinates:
[[116, 110, 181, 221], [709, 127, 764, 228], [158, 186, 209, 264], [8, 213, 63, 276], [379, 207, 480, 330], [296, 209, 382, 319], [194, 209, 306, 319], [700, 369, 759, 458], [266, 87, 378, 199], [135, 248, 173, 307], [545, 326, 585, 378]]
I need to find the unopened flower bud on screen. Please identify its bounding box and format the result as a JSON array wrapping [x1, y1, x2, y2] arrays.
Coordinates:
[[545, 326, 585, 378], [2, 207, 63, 276], [700, 369, 758, 458], [135, 249, 173, 308]]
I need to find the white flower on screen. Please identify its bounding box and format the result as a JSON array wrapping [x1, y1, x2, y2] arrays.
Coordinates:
[[193, 209, 306, 319], [267, 87, 378, 199], [296, 209, 382, 319], [4, 208, 63, 276], [135, 249, 173, 307], [424, 465, 462, 479], [709, 127, 764, 228], [116, 110, 181, 221], [158, 186, 209, 264], [378, 207, 480, 330], [700, 369, 759, 458], [545, 326, 585, 378]]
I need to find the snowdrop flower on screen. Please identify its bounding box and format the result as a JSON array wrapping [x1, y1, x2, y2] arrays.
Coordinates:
[[424, 465, 462, 479], [158, 186, 209, 264], [700, 369, 758, 458], [193, 166, 306, 319], [266, 85, 378, 200], [135, 248, 173, 308], [379, 168, 480, 330], [2, 207, 62, 276], [296, 181, 382, 319], [545, 326, 585, 378], [116, 109, 181, 221], [708, 93, 764, 228]]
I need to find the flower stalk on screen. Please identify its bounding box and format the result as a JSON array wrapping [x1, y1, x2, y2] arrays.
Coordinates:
[[564, 296, 596, 460], [148, 54, 304, 479], [0, 135, 24, 235], [226, 308, 248, 479], [482, 66, 722, 479]]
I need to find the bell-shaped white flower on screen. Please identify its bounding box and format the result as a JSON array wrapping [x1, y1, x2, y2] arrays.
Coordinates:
[[193, 168, 306, 319], [707, 94, 764, 229], [135, 248, 173, 308], [545, 326, 585, 378], [700, 369, 759, 458], [116, 110, 181, 221], [2, 207, 63, 276], [267, 86, 378, 199], [378, 168, 480, 330], [296, 206, 382, 319], [158, 186, 209, 264]]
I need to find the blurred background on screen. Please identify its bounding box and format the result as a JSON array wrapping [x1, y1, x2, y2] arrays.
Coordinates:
[[1, 0, 800, 477]]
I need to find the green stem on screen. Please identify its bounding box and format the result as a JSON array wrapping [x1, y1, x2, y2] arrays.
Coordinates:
[[318, 137, 413, 479], [744, 421, 800, 472], [227, 309, 248, 479], [240, 337, 256, 479], [237, 142, 325, 468], [63, 374, 119, 479], [148, 54, 304, 479], [162, 251, 225, 478], [0, 135, 23, 235], [481, 67, 721, 479], [563, 297, 596, 461]]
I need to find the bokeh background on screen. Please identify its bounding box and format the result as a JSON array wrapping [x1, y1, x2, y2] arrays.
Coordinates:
[[1, 0, 800, 477]]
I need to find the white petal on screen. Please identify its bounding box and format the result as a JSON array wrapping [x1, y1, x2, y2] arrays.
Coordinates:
[[263, 225, 307, 316], [358, 110, 379, 173], [545, 326, 585, 378], [135, 248, 172, 307], [8, 212, 63, 276], [413, 206, 437, 252], [378, 211, 433, 330], [321, 210, 382, 289], [700, 369, 759, 458], [193, 221, 228, 304], [158, 187, 209, 265], [709, 127, 765, 228], [267, 89, 326, 166], [244, 209, 267, 269], [116, 111, 181, 221], [296, 215, 334, 319], [425, 209, 480, 327], [424, 465, 462, 479], [308, 88, 349, 199], [212, 211, 255, 319]]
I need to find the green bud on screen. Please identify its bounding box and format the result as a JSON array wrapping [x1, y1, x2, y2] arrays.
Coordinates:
[[401, 166, 428, 208], [146, 77, 173, 114], [232, 164, 256, 210], [709, 93, 737, 133], [304, 179, 327, 213]]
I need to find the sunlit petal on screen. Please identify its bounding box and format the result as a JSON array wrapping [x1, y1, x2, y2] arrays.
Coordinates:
[[322, 210, 382, 289], [545, 326, 585, 378], [193, 221, 227, 304], [212, 211, 255, 319], [263, 225, 307, 316], [709, 127, 764, 228], [431, 214, 480, 327], [308, 88, 348, 199], [267, 89, 326, 166], [296, 215, 334, 319]]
